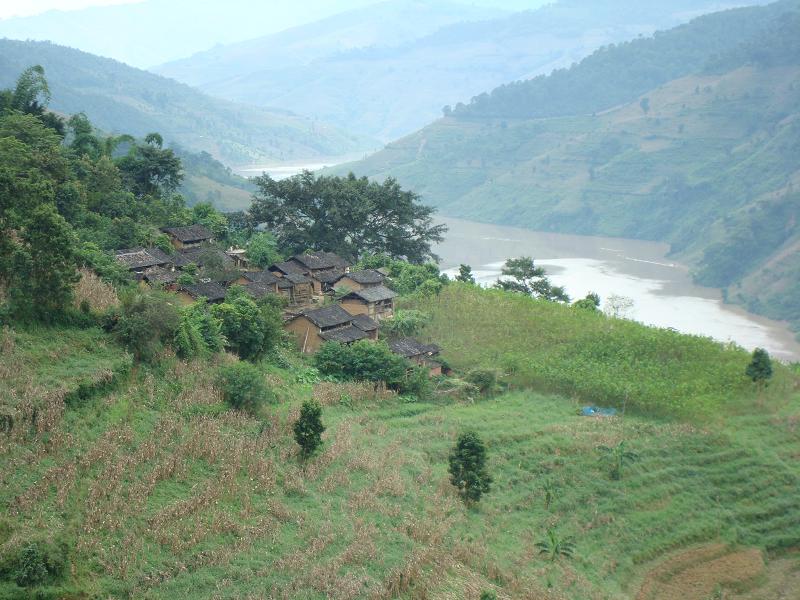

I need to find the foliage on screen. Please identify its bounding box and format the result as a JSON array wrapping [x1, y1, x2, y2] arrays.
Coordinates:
[[465, 368, 501, 397], [479, 592, 497, 600], [494, 257, 569, 303], [535, 528, 576, 561], [381, 309, 431, 338], [211, 294, 281, 361], [358, 255, 448, 296], [400, 366, 434, 402], [573, 292, 601, 311], [116, 132, 183, 199], [174, 301, 225, 359], [3, 540, 68, 588], [293, 399, 325, 459], [110, 290, 180, 362], [745, 348, 773, 385], [314, 340, 408, 388], [455, 264, 475, 284], [217, 362, 273, 414], [448, 430, 492, 504], [245, 231, 281, 268], [250, 171, 446, 262], [598, 441, 639, 481]]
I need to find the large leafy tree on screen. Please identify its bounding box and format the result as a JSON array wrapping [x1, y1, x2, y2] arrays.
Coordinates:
[[250, 171, 446, 262], [116, 132, 183, 199]]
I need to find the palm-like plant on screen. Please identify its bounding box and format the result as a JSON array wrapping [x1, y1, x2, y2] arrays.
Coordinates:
[[535, 528, 576, 561], [598, 440, 638, 480]]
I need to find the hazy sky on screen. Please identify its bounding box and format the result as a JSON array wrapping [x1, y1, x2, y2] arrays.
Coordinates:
[[0, 0, 537, 20], [0, 0, 142, 19]]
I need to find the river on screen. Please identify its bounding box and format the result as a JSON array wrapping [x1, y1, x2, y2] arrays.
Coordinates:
[[233, 153, 368, 180], [435, 217, 800, 362]]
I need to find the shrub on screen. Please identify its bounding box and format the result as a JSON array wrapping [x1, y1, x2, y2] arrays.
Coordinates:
[[217, 362, 273, 414], [174, 301, 225, 359], [211, 294, 281, 360], [448, 430, 492, 504], [399, 366, 433, 401], [314, 340, 407, 387], [112, 290, 180, 361], [0, 540, 68, 588], [746, 347, 773, 384], [382, 309, 431, 338], [465, 368, 501, 396], [293, 399, 325, 459]]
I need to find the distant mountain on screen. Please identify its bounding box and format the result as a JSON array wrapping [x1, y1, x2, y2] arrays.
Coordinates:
[[154, 0, 770, 141], [337, 0, 800, 330], [0, 0, 384, 68], [0, 39, 376, 166]]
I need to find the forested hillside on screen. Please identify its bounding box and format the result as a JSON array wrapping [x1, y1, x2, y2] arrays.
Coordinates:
[[0, 40, 375, 165], [340, 0, 800, 332], [154, 0, 764, 141]]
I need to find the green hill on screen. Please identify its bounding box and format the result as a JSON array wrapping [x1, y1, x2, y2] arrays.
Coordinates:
[[0, 39, 376, 166], [338, 0, 800, 332]]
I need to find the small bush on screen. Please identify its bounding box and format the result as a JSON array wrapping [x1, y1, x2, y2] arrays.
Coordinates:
[[112, 290, 180, 362], [293, 399, 325, 459], [315, 340, 408, 388], [382, 309, 431, 338], [465, 368, 501, 396], [399, 366, 433, 401], [0, 540, 68, 588], [217, 362, 274, 414]]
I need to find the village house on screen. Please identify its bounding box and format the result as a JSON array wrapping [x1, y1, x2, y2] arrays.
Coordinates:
[[311, 269, 346, 295], [225, 247, 252, 270], [333, 269, 385, 292], [161, 224, 214, 249], [115, 247, 174, 276], [235, 270, 280, 293], [340, 285, 397, 321], [285, 305, 378, 353], [175, 246, 234, 271], [140, 266, 179, 289], [388, 338, 443, 376], [270, 252, 350, 295], [277, 273, 314, 305], [176, 281, 227, 305]]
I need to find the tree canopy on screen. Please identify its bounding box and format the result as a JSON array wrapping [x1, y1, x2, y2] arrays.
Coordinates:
[[249, 171, 446, 263]]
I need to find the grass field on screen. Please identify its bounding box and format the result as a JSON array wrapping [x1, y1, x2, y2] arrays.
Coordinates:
[[2, 304, 799, 598]]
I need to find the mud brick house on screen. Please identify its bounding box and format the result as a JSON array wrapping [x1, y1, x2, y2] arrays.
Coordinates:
[[340, 286, 397, 320], [388, 338, 443, 376], [277, 273, 313, 305], [285, 305, 378, 353], [161, 224, 214, 249], [140, 266, 179, 289], [235, 270, 280, 293], [271, 252, 350, 295], [176, 281, 227, 305], [333, 269, 385, 292]]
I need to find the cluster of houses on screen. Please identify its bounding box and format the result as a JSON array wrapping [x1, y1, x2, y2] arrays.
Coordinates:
[[115, 224, 442, 375]]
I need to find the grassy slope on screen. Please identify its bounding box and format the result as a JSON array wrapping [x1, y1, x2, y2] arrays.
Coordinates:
[[2, 290, 799, 599]]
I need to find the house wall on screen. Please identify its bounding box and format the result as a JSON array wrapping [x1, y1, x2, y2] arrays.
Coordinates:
[[284, 316, 324, 353], [294, 283, 313, 304], [176, 292, 196, 306], [341, 298, 369, 318], [336, 276, 364, 291]]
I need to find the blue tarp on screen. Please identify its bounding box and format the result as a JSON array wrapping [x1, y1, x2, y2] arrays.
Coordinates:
[[581, 406, 618, 417]]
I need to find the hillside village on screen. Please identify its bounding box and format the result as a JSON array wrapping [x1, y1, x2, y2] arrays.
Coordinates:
[[114, 223, 443, 373]]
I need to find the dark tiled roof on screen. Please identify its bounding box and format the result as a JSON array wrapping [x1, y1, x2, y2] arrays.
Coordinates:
[[351, 313, 379, 332], [242, 282, 276, 299], [292, 252, 349, 271], [277, 279, 294, 289], [115, 247, 172, 270], [161, 224, 214, 243], [388, 338, 441, 358], [344, 285, 397, 303], [313, 269, 345, 284], [299, 305, 354, 328], [141, 266, 178, 284], [319, 325, 368, 344], [340, 269, 385, 285], [242, 270, 280, 285], [179, 281, 227, 302], [270, 260, 306, 276], [284, 272, 311, 285], [176, 246, 234, 268]]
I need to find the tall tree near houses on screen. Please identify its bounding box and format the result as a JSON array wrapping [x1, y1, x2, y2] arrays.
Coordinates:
[[249, 171, 446, 263], [448, 430, 492, 505]]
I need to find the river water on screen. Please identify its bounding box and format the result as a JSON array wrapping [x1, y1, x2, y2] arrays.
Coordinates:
[[435, 217, 800, 362]]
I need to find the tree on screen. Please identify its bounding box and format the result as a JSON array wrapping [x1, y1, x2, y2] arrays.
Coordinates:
[[314, 340, 408, 388], [250, 171, 446, 262], [116, 133, 183, 198], [535, 528, 576, 561], [455, 264, 476, 284], [598, 441, 638, 480], [293, 399, 325, 459], [8, 204, 80, 320], [217, 362, 273, 414], [381, 309, 431, 338], [174, 301, 225, 359], [745, 348, 773, 386], [448, 431, 492, 504], [245, 231, 281, 268], [494, 257, 569, 303], [573, 292, 601, 311], [111, 290, 180, 362]]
